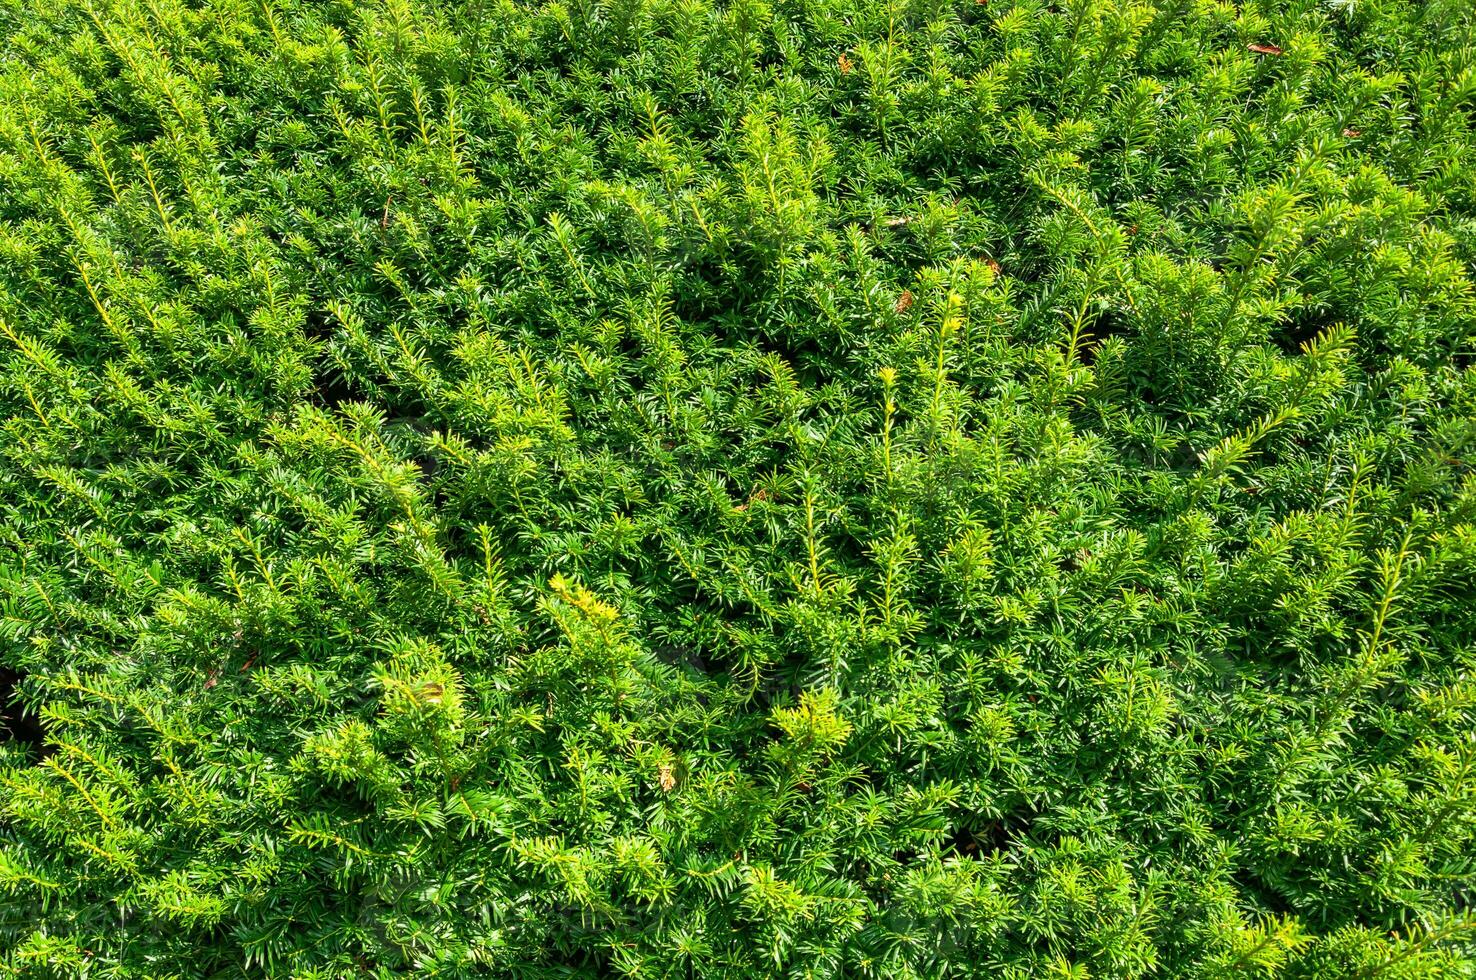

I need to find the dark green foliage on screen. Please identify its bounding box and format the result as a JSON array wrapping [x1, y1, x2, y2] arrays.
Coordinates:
[[1, 0, 1475, 975]]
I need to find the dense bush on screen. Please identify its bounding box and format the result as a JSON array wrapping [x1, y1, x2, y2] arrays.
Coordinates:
[[1, 0, 1474, 975]]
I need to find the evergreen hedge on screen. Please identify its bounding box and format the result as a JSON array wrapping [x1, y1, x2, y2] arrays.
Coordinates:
[[1, 0, 1474, 975]]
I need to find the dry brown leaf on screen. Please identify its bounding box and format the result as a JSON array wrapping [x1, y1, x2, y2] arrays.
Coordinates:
[[1247, 43, 1283, 55]]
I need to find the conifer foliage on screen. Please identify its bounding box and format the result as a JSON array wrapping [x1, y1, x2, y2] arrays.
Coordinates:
[[1, 0, 1475, 975]]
